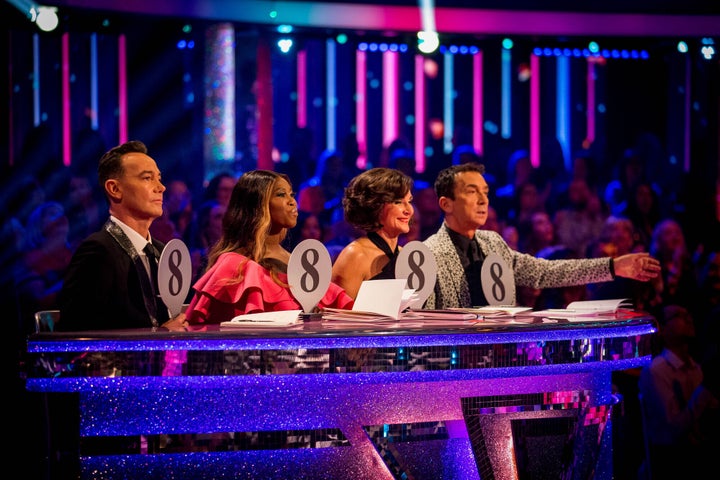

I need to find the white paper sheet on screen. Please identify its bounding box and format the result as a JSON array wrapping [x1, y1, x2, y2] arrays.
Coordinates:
[[220, 310, 302, 327]]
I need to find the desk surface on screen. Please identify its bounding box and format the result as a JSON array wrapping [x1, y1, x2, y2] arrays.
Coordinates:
[[26, 313, 653, 479], [26, 312, 655, 383], [29, 310, 654, 343]]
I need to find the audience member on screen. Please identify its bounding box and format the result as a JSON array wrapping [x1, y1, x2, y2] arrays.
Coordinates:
[[649, 218, 699, 308], [1, 174, 47, 316], [63, 169, 104, 249], [297, 149, 349, 223], [165, 178, 195, 241], [13, 201, 73, 335], [604, 148, 650, 217], [621, 181, 662, 251], [451, 144, 483, 167], [149, 178, 195, 244], [340, 132, 363, 180], [517, 210, 557, 257], [331, 168, 415, 299], [422, 163, 661, 309], [506, 181, 545, 227], [693, 250, 720, 367], [388, 148, 430, 190], [202, 172, 235, 208], [324, 205, 363, 263], [586, 216, 659, 312], [553, 149, 600, 212], [185, 170, 353, 325], [553, 177, 607, 258], [57, 140, 186, 331], [188, 200, 226, 286], [494, 149, 535, 219], [638, 305, 719, 479], [413, 185, 443, 240], [501, 223, 520, 251], [283, 211, 324, 251]]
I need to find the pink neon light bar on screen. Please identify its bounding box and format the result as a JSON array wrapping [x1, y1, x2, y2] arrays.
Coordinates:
[[473, 51, 483, 157], [414, 54, 425, 174], [383, 50, 399, 151], [356, 50, 367, 169], [530, 53, 540, 168], [586, 60, 596, 145], [118, 34, 128, 143], [62, 33, 71, 166], [297, 49, 307, 128]]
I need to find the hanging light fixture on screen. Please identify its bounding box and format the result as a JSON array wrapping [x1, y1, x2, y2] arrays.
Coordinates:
[[7, 0, 59, 32]]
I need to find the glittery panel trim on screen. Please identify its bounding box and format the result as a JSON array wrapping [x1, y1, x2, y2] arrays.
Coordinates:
[[79, 428, 349, 455], [27, 335, 651, 379], [28, 317, 656, 352], [364, 421, 450, 479], [462, 390, 613, 479]]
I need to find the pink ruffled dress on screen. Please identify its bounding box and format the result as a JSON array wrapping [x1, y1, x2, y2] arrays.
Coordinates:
[[186, 252, 353, 325]]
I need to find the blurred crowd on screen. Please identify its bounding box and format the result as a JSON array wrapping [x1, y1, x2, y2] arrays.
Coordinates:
[[2, 130, 719, 479], [3, 137, 719, 343]]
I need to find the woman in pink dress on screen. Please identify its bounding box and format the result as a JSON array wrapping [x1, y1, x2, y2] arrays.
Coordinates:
[[185, 170, 353, 325]]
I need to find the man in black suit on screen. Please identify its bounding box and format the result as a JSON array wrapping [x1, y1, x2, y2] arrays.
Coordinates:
[[57, 140, 186, 331]]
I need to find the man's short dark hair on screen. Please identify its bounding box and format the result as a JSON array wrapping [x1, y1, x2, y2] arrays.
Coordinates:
[[433, 162, 485, 200], [97, 140, 148, 200]]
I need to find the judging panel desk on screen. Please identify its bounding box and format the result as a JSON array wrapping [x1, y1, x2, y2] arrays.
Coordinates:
[[26, 313, 655, 480]]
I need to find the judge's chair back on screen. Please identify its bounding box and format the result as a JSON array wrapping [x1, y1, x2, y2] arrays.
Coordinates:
[[34, 310, 60, 333]]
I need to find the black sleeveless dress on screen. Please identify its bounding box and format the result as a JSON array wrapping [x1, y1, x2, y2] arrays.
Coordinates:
[[367, 232, 399, 280]]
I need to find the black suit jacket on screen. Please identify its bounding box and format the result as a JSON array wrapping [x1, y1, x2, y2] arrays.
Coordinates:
[[57, 228, 165, 331]]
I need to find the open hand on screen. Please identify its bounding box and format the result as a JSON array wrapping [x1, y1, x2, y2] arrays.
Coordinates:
[[161, 312, 188, 331], [613, 253, 661, 282]]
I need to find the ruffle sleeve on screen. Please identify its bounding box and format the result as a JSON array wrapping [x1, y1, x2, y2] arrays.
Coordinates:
[[319, 282, 354, 310], [186, 253, 302, 324], [186, 252, 354, 324]]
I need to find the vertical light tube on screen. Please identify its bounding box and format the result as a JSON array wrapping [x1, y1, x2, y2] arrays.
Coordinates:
[[118, 34, 128, 143], [473, 51, 483, 157], [501, 48, 511, 139], [90, 33, 98, 130], [443, 51, 454, 154], [683, 54, 691, 172], [529, 53, 540, 168], [8, 32, 14, 166], [414, 54, 426, 173], [256, 36, 272, 170], [62, 33, 71, 167], [556, 55, 570, 171], [326, 39, 336, 151], [296, 49, 307, 128], [356, 49, 367, 169], [33, 33, 40, 126], [204, 23, 236, 174], [586, 60, 596, 146], [382, 50, 399, 150]]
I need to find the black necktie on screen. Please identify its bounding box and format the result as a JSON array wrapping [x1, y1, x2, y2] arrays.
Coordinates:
[[144, 243, 169, 322], [144, 243, 160, 289], [467, 240, 487, 306], [468, 240, 480, 264]]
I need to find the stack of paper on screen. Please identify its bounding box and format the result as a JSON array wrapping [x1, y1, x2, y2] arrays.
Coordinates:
[[322, 279, 411, 321], [220, 310, 303, 328], [447, 306, 533, 318], [529, 299, 633, 319]]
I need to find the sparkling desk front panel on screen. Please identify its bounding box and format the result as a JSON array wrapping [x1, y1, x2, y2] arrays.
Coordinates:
[[26, 314, 655, 479]]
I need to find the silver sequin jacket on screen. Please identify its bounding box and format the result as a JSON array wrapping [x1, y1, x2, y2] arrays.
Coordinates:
[[423, 223, 613, 309]]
